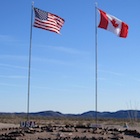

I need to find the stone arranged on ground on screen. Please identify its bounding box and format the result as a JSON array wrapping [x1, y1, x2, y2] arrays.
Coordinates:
[[0, 123, 140, 140]]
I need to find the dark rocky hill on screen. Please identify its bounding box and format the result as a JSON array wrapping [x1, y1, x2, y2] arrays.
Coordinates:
[[0, 110, 139, 119]]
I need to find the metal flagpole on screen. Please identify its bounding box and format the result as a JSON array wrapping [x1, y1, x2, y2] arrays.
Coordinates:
[[27, 1, 34, 121], [95, 2, 98, 125]]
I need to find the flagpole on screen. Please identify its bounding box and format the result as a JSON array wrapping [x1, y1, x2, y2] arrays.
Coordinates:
[[27, 1, 34, 121], [95, 2, 98, 125]]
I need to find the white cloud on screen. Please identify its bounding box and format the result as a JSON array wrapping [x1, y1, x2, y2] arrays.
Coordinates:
[[50, 46, 89, 55], [0, 75, 26, 79], [0, 35, 17, 42], [33, 44, 90, 55], [0, 63, 27, 70]]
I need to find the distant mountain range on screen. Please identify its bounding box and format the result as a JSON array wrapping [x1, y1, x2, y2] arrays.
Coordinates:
[[0, 110, 140, 119]]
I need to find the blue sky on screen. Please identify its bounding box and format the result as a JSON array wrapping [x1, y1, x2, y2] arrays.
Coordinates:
[[0, 0, 140, 114]]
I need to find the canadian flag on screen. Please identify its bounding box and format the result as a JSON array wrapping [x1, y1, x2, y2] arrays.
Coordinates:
[[98, 9, 128, 38]]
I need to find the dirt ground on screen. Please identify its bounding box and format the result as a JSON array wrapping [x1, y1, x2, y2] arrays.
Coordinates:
[[0, 121, 140, 140]]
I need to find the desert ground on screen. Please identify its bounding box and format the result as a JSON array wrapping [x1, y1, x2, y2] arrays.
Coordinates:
[[0, 116, 140, 140]]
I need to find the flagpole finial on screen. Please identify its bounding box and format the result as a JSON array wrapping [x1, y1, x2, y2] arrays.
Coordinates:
[[95, 2, 98, 8], [32, 1, 34, 6]]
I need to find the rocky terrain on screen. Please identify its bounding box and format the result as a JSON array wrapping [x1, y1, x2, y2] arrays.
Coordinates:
[[0, 122, 140, 140]]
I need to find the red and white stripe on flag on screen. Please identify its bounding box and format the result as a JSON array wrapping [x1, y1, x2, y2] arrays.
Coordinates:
[[98, 9, 128, 38], [33, 7, 65, 34]]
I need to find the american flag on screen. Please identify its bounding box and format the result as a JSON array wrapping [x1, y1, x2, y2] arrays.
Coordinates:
[[33, 7, 65, 34]]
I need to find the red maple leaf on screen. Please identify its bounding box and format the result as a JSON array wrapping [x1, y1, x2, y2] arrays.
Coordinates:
[[111, 19, 119, 28]]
